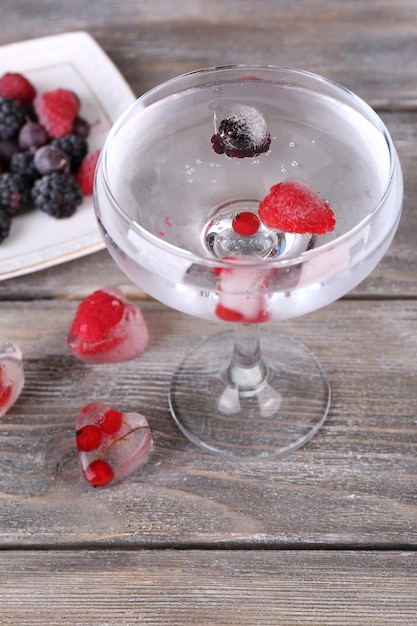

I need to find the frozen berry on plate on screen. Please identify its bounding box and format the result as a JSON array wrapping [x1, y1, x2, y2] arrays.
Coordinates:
[[67, 286, 149, 363], [31, 171, 83, 218], [72, 115, 91, 139], [0, 72, 37, 106], [0, 139, 19, 167], [33, 88, 79, 138], [10, 151, 40, 183], [18, 121, 50, 152], [34, 145, 71, 175], [0, 97, 25, 140], [258, 179, 336, 235], [211, 104, 271, 158], [76, 149, 100, 194]]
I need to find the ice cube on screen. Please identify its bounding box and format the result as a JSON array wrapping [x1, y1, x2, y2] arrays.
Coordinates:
[[212, 103, 271, 158], [0, 342, 24, 418]]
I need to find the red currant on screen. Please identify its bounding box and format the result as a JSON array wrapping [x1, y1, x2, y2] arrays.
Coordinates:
[[232, 212, 260, 236], [84, 459, 115, 487], [97, 409, 123, 435], [76, 424, 103, 452]]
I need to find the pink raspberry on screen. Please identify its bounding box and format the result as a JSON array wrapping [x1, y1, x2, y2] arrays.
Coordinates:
[[0, 72, 37, 106], [76, 149, 101, 195], [33, 88, 79, 138]]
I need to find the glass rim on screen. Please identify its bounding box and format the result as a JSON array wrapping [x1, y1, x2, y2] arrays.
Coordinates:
[[96, 63, 402, 270]]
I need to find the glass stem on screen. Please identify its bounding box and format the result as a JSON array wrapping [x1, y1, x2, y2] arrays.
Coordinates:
[[227, 323, 268, 390]]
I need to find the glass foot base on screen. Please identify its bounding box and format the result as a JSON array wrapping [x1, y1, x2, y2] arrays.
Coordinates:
[[169, 331, 330, 460]]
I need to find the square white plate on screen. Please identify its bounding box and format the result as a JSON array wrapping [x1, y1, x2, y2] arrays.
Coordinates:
[[0, 31, 136, 280]]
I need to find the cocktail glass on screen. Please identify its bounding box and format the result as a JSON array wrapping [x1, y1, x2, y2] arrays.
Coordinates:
[[94, 65, 403, 460]]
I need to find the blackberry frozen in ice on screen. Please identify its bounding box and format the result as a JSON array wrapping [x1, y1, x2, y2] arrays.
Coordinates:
[[211, 103, 271, 158]]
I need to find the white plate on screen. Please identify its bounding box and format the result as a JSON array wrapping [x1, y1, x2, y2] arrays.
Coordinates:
[[0, 31, 136, 280]]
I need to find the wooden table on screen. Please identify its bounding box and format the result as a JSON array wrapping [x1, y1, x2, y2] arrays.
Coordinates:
[[1, 1, 417, 624]]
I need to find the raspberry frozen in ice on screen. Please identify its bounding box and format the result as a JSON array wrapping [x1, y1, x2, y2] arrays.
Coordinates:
[[211, 103, 271, 158], [0, 342, 24, 418], [67, 286, 149, 362], [76, 402, 152, 487]]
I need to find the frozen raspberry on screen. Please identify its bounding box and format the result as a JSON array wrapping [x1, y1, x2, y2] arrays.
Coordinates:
[[258, 179, 336, 235], [211, 104, 271, 158], [0, 97, 25, 140], [0, 72, 37, 106], [52, 134, 88, 172], [33, 88, 79, 138], [76, 149, 100, 194], [31, 172, 83, 218]]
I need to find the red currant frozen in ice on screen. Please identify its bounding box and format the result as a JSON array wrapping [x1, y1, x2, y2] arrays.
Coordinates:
[[76, 424, 103, 452], [232, 211, 260, 236], [97, 408, 123, 435], [84, 459, 115, 487]]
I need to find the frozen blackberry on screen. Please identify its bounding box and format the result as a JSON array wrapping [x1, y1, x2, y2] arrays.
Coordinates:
[[51, 133, 88, 172], [31, 172, 83, 218], [211, 105, 271, 158], [0, 97, 25, 140], [0, 208, 11, 244], [0, 172, 32, 216], [10, 150, 40, 182]]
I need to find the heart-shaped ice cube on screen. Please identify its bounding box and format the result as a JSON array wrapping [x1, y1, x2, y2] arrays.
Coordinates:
[[67, 286, 149, 363], [0, 342, 24, 418], [76, 401, 152, 487]]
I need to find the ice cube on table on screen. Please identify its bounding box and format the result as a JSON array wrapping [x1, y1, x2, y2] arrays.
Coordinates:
[[76, 402, 152, 487], [0, 342, 24, 418]]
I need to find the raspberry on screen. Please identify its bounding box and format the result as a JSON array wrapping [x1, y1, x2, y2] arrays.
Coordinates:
[[33, 88, 79, 138], [69, 289, 125, 347], [0, 72, 37, 106], [232, 211, 260, 236], [52, 134, 88, 172], [76, 424, 103, 452], [0, 209, 11, 244], [31, 172, 83, 218], [0, 97, 25, 140], [76, 149, 100, 194], [0, 172, 31, 216], [258, 179, 336, 235], [83, 459, 115, 487]]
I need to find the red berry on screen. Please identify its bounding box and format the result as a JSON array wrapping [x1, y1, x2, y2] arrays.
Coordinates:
[[76, 149, 100, 195], [258, 179, 336, 235], [83, 459, 115, 487], [232, 211, 260, 236], [215, 303, 244, 322], [96, 409, 123, 435], [0, 72, 36, 106], [76, 424, 103, 452], [69, 289, 125, 351], [33, 88, 79, 138]]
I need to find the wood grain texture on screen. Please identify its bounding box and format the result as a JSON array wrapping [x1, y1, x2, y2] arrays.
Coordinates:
[[1, 550, 417, 626]]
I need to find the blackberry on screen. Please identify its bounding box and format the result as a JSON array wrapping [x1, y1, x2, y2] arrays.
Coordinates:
[[211, 106, 271, 158], [31, 172, 83, 218], [51, 133, 88, 172], [0, 97, 25, 140], [10, 150, 40, 182], [0, 172, 32, 216], [0, 208, 11, 244]]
